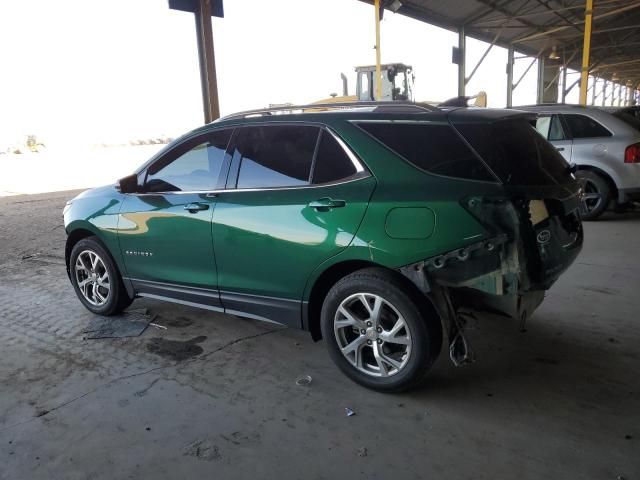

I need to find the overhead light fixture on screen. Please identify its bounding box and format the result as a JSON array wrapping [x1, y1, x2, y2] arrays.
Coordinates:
[[549, 46, 560, 60], [612, 72, 620, 81], [389, 0, 403, 12]]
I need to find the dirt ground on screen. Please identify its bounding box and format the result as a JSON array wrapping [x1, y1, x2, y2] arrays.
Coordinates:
[[0, 190, 638, 480]]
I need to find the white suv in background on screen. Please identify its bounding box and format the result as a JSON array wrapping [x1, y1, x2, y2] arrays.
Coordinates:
[[517, 105, 640, 220]]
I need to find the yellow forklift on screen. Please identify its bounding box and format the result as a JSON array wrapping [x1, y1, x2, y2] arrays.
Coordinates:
[[318, 63, 414, 103], [317, 63, 487, 107]]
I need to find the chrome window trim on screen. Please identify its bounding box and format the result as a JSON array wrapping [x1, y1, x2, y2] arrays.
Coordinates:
[[130, 122, 371, 196], [349, 119, 446, 125], [134, 126, 236, 176], [352, 118, 502, 185], [325, 128, 365, 173], [228, 122, 367, 188], [126, 171, 371, 196]]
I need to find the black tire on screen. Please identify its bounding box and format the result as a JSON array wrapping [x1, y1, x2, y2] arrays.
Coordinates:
[[320, 267, 442, 392], [69, 236, 133, 315], [575, 170, 611, 220]]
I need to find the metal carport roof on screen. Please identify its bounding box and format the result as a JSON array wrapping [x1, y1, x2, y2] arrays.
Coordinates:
[[360, 1, 640, 90]]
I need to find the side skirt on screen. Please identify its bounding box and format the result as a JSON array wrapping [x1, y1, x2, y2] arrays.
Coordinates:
[[126, 278, 302, 328]]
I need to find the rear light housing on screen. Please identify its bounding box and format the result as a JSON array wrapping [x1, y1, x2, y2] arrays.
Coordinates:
[[625, 143, 640, 163]]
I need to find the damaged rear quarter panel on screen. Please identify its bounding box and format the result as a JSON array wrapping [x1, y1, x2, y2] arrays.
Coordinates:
[[302, 119, 508, 290]]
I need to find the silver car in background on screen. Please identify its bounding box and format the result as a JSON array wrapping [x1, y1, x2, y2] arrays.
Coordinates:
[[517, 105, 640, 220]]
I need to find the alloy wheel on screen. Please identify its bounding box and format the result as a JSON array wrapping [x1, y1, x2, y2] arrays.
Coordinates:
[[579, 178, 603, 214], [75, 250, 111, 306], [334, 293, 412, 377]]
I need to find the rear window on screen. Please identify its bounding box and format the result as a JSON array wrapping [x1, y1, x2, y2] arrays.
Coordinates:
[[454, 119, 571, 186], [355, 122, 496, 182], [562, 114, 612, 138], [612, 111, 640, 131]]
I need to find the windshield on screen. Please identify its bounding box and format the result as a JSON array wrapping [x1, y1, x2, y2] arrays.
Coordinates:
[[390, 69, 411, 101]]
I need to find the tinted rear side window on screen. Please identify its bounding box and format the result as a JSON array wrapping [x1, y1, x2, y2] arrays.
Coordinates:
[[234, 125, 320, 189], [312, 131, 357, 184], [455, 119, 571, 186], [562, 114, 611, 138], [356, 122, 496, 182]]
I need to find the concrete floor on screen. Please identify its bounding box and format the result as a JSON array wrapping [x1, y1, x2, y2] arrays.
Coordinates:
[[0, 190, 638, 480]]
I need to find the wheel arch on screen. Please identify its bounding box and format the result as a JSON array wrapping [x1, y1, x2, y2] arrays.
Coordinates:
[[575, 164, 618, 202], [65, 227, 99, 276], [66, 226, 135, 299], [304, 260, 440, 342]]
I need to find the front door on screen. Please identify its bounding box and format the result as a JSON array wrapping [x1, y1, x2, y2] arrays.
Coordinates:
[[212, 124, 375, 326], [117, 129, 233, 307], [533, 114, 573, 163]]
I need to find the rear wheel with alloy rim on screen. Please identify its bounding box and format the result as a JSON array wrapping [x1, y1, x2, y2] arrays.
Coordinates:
[[321, 268, 442, 392], [70, 236, 132, 315], [575, 170, 610, 220]]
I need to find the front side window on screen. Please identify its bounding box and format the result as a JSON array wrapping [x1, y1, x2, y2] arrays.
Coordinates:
[[145, 129, 232, 192], [534, 115, 565, 141], [562, 114, 611, 138], [356, 122, 496, 182], [234, 125, 319, 189]]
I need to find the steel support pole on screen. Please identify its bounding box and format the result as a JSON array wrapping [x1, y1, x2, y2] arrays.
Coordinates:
[[374, 0, 382, 101], [458, 27, 466, 97], [194, 0, 220, 122], [506, 45, 514, 107], [561, 66, 568, 103], [537, 55, 545, 104], [619, 84, 624, 106], [579, 0, 593, 105], [591, 76, 597, 105], [602, 80, 607, 106]]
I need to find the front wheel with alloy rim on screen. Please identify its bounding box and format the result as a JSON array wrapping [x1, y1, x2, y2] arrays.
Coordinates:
[[575, 170, 610, 220], [321, 268, 442, 392], [69, 236, 132, 315]]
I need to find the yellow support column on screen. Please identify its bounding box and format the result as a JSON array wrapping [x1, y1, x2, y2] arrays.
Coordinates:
[[374, 0, 382, 100], [579, 0, 594, 106]]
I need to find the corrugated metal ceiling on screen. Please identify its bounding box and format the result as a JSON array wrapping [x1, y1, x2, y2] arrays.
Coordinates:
[[359, 0, 640, 86]]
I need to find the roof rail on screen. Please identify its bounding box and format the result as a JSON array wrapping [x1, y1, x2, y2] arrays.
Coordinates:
[[514, 102, 572, 107], [216, 101, 438, 122]]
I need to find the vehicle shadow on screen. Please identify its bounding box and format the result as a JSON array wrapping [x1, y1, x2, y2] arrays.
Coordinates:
[[596, 206, 640, 222], [413, 311, 638, 415]]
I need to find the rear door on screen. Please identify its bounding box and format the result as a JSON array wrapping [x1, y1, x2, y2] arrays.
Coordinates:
[[560, 113, 613, 164], [117, 129, 232, 307], [212, 123, 375, 326], [533, 114, 573, 162]]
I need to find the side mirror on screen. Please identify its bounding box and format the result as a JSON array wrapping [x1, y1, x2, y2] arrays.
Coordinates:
[[116, 173, 140, 194]]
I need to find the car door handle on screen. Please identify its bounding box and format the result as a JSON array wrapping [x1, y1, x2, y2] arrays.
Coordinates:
[[308, 198, 346, 211], [556, 147, 565, 152], [184, 203, 209, 213]]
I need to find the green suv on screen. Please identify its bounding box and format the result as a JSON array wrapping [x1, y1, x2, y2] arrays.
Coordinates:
[[64, 103, 583, 391]]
